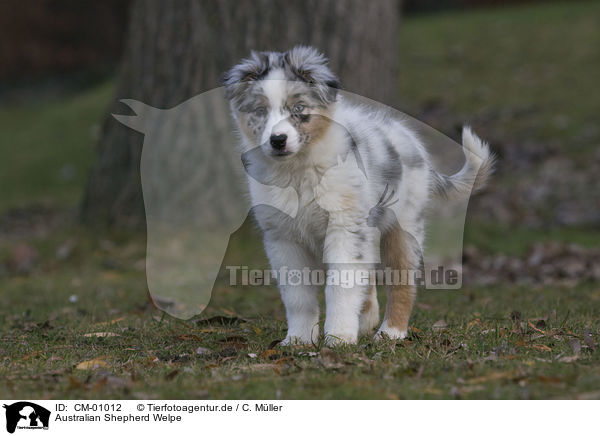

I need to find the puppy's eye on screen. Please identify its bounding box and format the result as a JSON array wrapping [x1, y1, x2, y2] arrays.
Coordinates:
[[292, 103, 305, 114], [254, 106, 267, 116]]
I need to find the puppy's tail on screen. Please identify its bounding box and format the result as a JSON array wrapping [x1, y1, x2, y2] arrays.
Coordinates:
[[432, 126, 495, 199]]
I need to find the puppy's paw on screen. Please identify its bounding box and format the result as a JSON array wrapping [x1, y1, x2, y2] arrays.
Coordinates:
[[324, 332, 358, 346], [375, 323, 407, 341]]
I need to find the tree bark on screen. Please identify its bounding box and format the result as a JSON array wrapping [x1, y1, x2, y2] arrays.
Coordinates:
[[82, 0, 401, 228]]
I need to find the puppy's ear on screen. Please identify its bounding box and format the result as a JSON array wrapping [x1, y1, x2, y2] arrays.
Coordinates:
[[285, 46, 340, 104], [223, 51, 270, 101]]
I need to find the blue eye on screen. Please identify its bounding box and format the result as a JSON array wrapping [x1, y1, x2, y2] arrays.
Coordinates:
[[293, 103, 305, 114], [254, 106, 267, 116]]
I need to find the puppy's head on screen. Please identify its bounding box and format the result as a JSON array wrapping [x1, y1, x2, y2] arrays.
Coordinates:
[[223, 46, 340, 158]]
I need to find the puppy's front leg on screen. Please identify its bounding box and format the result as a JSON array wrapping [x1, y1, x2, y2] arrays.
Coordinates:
[[264, 237, 320, 345], [323, 279, 368, 345], [323, 226, 375, 345]]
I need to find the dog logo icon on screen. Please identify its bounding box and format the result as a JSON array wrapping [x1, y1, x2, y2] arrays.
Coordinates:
[[3, 402, 50, 433]]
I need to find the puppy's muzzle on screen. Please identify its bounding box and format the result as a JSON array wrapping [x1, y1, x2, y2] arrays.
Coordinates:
[[270, 134, 287, 150]]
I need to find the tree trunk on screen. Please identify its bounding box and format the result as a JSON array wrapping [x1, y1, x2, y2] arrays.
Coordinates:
[[82, 0, 401, 228]]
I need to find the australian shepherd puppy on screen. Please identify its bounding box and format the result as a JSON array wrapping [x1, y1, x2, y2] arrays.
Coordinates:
[[223, 46, 494, 345]]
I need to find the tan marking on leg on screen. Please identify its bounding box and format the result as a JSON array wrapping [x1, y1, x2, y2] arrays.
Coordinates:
[[381, 225, 417, 333], [361, 285, 376, 315]]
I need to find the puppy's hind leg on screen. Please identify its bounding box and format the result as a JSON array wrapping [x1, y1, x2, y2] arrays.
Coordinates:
[[376, 226, 419, 340]]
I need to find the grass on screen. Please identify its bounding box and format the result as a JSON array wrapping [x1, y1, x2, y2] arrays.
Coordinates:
[[397, 0, 600, 150], [0, 80, 114, 211], [463, 221, 600, 256], [1, 228, 598, 399], [1, 1, 599, 399]]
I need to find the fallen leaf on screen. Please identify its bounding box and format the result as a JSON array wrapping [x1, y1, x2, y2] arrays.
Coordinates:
[[466, 318, 482, 332], [528, 320, 546, 334], [531, 344, 552, 352], [218, 355, 237, 364], [91, 317, 126, 328], [145, 356, 159, 367], [259, 349, 279, 360], [268, 339, 282, 349], [76, 358, 107, 370], [466, 371, 517, 385], [273, 356, 294, 365], [177, 334, 202, 341]]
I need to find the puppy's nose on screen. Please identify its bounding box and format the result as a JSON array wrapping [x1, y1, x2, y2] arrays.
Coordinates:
[[270, 134, 287, 150]]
